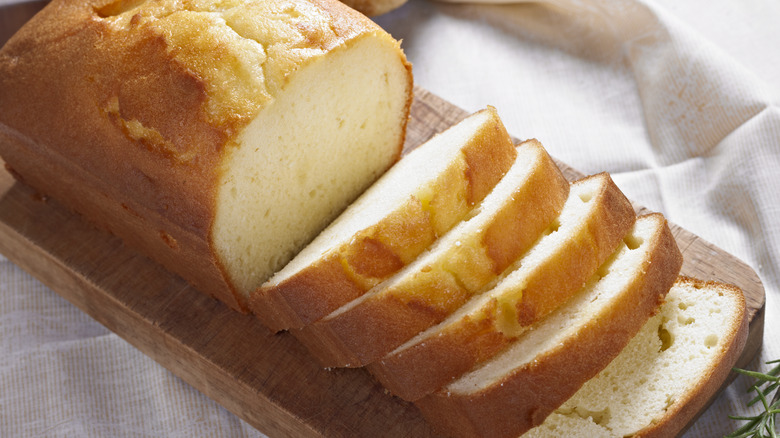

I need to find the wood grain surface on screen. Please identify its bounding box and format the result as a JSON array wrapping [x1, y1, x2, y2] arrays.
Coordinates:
[[0, 85, 765, 437], [0, 6, 766, 434]]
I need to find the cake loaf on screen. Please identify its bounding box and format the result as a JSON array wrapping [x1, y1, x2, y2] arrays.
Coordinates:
[[0, 0, 413, 311]]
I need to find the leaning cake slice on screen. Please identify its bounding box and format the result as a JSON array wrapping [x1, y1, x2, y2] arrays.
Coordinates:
[[371, 173, 635, 400], [251, 107, 517, 330], [294, 139, 569, 367]]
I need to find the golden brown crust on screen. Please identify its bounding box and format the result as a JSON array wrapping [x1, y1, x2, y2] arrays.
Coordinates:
[[250, 196, 436, 329], [0, 0, 235, 305], [368, 307, 507, 401], [0, 125, 241, 309], [0, 0, 411, 311], [415, 214, 684, 438], [250, 108, 516, 331], [513, 172, 636, 326], [292, 140, 569, 367], [480, 140, 568, 276], [371, 173, 636, 400], [633, 277, 748, 438]]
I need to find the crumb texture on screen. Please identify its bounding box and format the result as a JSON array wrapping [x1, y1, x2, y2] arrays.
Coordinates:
[[523, 279, 743, 437]]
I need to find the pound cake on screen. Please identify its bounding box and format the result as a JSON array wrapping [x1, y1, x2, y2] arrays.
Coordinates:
[[370, 172, 635, 400], [251, 107, 517, 331], [0, 0, 413, 311], [415, 214, 683, 438], [521, 277, 748, 438], [294, 139, 569, 367]]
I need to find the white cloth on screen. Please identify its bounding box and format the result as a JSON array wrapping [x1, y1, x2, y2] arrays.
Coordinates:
[[1, 0, 778, 436], [0, 255, 263, 436]]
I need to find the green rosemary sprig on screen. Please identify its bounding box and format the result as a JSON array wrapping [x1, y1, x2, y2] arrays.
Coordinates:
[[726, 359, 780, 438]]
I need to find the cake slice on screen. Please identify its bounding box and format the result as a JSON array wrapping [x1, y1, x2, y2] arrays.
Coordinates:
[[251, 107, 517, 330], [369, 172, 635, 398], [521, 277, 748, 438], [293, 139, 570, 366], [415, 214, 684, 438]]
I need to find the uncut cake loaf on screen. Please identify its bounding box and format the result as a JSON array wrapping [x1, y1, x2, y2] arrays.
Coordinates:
[[0, 0, 413, 311]]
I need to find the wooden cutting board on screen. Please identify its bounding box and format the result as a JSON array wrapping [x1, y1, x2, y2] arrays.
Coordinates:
[[0, 85, 766, 437]]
